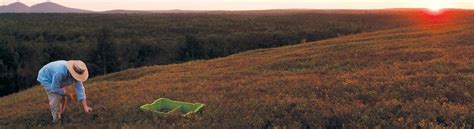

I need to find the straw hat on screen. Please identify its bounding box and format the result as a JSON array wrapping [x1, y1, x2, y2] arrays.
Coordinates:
[[66, 60, 89, 82]]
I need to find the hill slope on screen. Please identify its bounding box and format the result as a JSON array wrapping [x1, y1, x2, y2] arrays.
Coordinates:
[[0, 2, 29, 13], [0, 23, 473, 128], [0, 2, 91, 13], [29, 2, 91, 13]]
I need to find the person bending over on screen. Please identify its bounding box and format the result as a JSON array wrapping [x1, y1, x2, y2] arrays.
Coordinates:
[[37, 60, 92, 122]]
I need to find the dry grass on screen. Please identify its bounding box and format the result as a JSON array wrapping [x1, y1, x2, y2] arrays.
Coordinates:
[[0, 23, 473, 128]]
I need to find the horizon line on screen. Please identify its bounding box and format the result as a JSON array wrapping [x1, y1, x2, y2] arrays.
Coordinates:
[[1, 1, 473, 12]]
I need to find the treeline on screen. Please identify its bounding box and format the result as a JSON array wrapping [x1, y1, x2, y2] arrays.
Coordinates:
[[0, 12, 421, 96]]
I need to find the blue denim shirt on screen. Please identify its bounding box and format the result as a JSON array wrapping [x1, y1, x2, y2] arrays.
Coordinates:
[[37, 60, 86, 101]]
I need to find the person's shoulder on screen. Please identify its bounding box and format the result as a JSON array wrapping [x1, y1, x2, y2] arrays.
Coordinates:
[[51, 60, 68, 65], [45, 60, 67, 67], [43, 60, 68, 72]]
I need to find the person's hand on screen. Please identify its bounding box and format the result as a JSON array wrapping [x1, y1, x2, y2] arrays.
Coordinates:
[[83, 106, 93, 114]]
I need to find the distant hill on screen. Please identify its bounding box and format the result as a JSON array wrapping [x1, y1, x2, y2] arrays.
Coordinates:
[[0, 2, 92, 13], [0, 2, 29, 13]]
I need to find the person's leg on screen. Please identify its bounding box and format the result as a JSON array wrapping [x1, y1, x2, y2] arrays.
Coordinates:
[[61, 93, 68, 114], [46, 91, 61, 123], [58, 95, 63, 116]]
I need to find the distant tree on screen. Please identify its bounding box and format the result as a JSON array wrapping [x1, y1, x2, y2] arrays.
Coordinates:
[[179, 34, 207, 61], [89, 27, 118, 75], [44, 43, 72, 62], [118, 39, 140, 69], [13, 42, 43, 90], [203, 35, 228, 58], [117, 38, 164, 69], [0, 40, 18, 95], [136, 42, 161, 66]]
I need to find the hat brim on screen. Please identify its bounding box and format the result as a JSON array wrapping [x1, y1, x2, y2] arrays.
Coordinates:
[[66, 60, 89, 82]]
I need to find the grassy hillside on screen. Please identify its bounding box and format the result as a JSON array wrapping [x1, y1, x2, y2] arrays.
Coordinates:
[[0, 22, 473, 128], [0, 12, 422, 96]]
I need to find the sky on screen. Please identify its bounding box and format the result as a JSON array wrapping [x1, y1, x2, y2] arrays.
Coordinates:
[[2, 0, 473, 11]]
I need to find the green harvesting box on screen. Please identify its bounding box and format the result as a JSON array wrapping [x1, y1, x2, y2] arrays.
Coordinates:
[[140, 98, 205, 117]]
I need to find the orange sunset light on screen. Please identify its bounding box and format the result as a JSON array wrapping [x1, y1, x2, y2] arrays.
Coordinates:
[[414, 0, 452, 15]]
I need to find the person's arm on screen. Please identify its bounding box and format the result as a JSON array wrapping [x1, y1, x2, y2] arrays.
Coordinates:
[[81, 99, 92, 113], [74, 81, 86, 101], [74, 81, 92, 113]]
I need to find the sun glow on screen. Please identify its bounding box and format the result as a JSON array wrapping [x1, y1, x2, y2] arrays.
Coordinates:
[[413, 0, 453, 14], [427, 2, 443, 13]]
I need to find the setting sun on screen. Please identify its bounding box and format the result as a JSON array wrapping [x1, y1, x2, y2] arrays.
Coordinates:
[[413, 0, 453, 14], [427, 2, 443, 13]]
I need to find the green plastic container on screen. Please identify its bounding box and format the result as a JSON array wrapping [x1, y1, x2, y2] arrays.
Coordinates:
[[140, 98, 205, 117]]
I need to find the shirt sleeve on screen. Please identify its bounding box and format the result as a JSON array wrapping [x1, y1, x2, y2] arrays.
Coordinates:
[[74, 81, 86, 101], [50, 73, 66, 95]]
